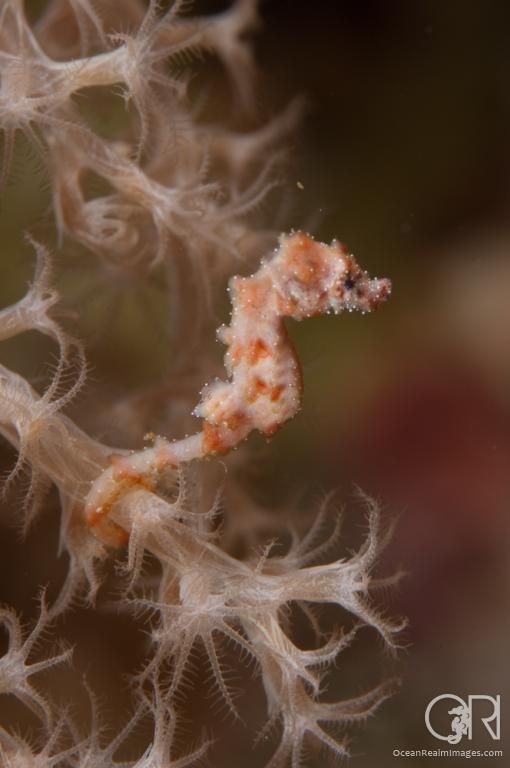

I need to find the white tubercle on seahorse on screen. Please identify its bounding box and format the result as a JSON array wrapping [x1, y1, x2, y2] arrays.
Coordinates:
[[84, 231, 391, 546]]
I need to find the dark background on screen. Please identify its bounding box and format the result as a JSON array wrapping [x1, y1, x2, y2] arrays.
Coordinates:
[[253, 2, 510, 765]]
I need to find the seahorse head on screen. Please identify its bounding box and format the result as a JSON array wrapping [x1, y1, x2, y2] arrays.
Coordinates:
[[271, 231, 391, 320]]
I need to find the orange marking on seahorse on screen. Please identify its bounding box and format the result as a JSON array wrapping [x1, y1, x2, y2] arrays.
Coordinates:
[[247, 338, 270, 364], [247, 376, 269, 403], [225, 410, 247, 432], [229, 343, 244, 364], [263, 421, 280, 436], [286, 233, 327, 285], [270, 384, 284, 402], [86, 456, 157, 547], [87, 510, 129, 548], [276, 294, 299, 316], [203, 421, 230, 454], [110, 454, 136, 481], [232, 275, 270, 311], [154, 451, 177, 472]]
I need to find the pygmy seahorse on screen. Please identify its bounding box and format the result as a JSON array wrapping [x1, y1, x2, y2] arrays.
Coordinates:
[[84, 231, 391, 546]]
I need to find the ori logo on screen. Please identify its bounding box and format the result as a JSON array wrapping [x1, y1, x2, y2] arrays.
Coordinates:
[[425, 694, 500, 744]]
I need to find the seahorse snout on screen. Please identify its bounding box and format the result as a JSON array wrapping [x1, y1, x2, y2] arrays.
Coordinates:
[[367, 276, 392, 305]]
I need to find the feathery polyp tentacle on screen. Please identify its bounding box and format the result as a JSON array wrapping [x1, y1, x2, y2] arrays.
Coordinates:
[[0, 239, 60, 345], [0, 599, 72, 725]]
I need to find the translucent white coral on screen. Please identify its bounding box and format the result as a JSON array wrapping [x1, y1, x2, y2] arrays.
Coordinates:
[[119, 491, 403, 764], [0, 600, 71, 724]]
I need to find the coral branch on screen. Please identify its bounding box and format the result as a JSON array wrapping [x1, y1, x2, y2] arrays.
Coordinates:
[[0, 598, 71, 725], [0, 239, 62, 346]]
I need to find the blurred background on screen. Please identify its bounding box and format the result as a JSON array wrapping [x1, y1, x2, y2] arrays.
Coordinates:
[[255, 1, 510, 764], [1, 0, 510, 765]]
